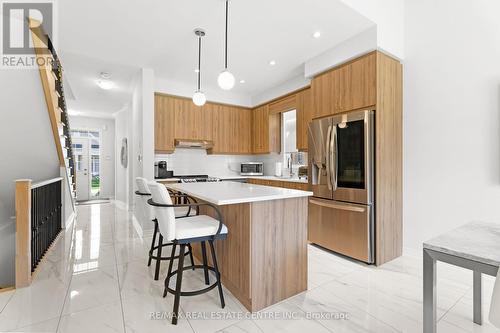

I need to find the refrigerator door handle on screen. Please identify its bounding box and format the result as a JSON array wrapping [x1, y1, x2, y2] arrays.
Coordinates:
[[325, 125, 333, 191], [309, 199, 366, 212], [330, 125, 338, 191]]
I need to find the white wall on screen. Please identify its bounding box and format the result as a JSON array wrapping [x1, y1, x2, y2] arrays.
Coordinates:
[[340, 0, 404, 59], [252, 75, 311, 107], [0, 68, 60, 286], [304, 26, 377, 78], [70, 116, 116, 199], [156, 77, 252, 107], [155, 150, 282, 178], [115, 107, 130, 208], [142, 69, 155, 182], [403, 0, 500, 249]]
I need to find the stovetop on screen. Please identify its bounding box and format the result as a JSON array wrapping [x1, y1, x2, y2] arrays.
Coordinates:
[[174, 175, 221, 183]]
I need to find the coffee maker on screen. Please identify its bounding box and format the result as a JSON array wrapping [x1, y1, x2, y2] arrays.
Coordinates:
[[154, 161, 171, 179]]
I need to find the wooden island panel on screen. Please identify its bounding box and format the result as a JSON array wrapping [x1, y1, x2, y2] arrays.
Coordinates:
[[195, 197, 308, 312]]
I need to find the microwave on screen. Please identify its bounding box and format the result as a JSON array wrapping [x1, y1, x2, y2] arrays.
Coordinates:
[[240, 162, 264, 176]]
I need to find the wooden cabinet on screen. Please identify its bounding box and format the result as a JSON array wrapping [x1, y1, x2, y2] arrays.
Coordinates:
[[247, 178, 309, 191], [211, 105, 251, 154], [309, 51, 403, 265], [251, 105, 280, 154], [173, 98, 213, 141], [155, 94, 251, 154], [312, 52, 376, 119], [154, 93, 175, 153], [296, 88, 313, 151], [269, 94, 296, 114]]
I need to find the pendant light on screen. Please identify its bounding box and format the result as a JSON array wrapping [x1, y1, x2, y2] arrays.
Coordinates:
[[192, 29, 206, 106], [217, 0, 235, 90]]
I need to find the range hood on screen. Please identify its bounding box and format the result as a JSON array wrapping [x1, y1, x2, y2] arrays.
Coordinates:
[[175, 139, 214, 149]]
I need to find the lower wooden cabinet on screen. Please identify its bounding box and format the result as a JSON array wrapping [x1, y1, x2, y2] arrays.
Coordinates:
[[247, 178, 309, 191]]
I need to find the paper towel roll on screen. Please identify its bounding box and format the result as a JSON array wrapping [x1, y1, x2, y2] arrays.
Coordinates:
[[275, 162, 282, 177]]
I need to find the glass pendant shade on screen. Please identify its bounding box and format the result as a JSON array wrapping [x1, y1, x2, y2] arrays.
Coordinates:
[[217, 70, 235, 90], [192, 90, 206, 106]]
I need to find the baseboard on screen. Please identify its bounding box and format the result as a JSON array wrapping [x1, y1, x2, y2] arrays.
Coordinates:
[[0, 286, 14, 293], [114, 200, 128, 211]]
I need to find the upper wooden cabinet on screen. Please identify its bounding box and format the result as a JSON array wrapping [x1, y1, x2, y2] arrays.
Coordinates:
[[312, 52, 376, 119], [173, 98, 213, 141], [154, 93, 175, 153], [211, 105, 252, 154], [296, 88, 313, 151], [251, 104, 280, 154], [155, 94, 251, 154], [268, 94, 296, 114]]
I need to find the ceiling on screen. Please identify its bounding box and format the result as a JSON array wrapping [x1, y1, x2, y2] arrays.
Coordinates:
[[58, 0, 374, 116]]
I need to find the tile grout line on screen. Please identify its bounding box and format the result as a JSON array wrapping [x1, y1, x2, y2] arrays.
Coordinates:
[[54, 212, 79, 333], [112, 206, 128, 333], [437, 286, 472, 323], [0, 290, 15, 314]]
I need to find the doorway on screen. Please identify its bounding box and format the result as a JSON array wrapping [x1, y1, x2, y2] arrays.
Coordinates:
[[71, 129, 101, 201]]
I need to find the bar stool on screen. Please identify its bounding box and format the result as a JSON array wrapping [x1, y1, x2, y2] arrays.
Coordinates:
[[148, 182, 227, 325], [134, 177, 195, 280]]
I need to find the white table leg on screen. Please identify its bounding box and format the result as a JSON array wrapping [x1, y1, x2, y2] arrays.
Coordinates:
[[424, 249, 437, 333], [473, 271, 483, 325]]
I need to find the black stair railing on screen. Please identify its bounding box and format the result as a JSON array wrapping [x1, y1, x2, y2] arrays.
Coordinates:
[[31, 179, 62, 272], [46, 34, 76, 192]]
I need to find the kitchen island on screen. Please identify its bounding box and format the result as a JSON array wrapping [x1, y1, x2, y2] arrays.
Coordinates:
[[163, 181, 313, 312]]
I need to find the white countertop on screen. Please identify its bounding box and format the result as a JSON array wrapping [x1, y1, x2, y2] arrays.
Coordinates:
[[164, 181, 313, 206], [246, 175, 308, 184], [423, 221, 500, 267], [155, 175, 308, 183]]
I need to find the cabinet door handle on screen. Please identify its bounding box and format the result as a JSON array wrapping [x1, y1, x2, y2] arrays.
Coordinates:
[[309, 199, 366, 213]]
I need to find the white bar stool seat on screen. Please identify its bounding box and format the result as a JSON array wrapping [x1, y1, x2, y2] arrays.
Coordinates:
[[148, 181, 227, 325], [135, 177, 196, 281]]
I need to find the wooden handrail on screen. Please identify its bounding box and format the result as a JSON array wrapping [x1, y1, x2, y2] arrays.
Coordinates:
[[15, 179, 32, 288], [31, 177, 63, 189], [29, 18, 64, 167]]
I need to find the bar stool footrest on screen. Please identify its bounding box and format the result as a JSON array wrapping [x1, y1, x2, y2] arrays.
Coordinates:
[[149, 243, 192, 261], [165, 265, 219, 297]]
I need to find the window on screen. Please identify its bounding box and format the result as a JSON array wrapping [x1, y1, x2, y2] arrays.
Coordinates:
[[281, 110, 307, 176]]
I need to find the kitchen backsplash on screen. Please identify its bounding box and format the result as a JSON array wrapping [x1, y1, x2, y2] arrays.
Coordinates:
[[155, 149, 283, 177]]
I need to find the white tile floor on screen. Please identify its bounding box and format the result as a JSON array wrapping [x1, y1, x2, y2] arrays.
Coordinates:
[[0, 201, 499, 333]]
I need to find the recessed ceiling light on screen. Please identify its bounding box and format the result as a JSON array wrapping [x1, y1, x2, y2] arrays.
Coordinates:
[[96, 79, 114, 90], [313, 31, 321, 39], [240, 79, 245, 84], [96, 72, 114, 90], [269, 60, 276, 66], [194, 69, 200, 73]]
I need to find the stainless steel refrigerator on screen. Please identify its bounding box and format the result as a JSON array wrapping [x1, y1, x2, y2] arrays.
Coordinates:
[[308, 110, 375, 263]]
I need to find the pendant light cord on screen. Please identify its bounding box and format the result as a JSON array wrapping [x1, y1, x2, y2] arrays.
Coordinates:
[[224, 0, 228, 69], [198, 35, 202, 91]]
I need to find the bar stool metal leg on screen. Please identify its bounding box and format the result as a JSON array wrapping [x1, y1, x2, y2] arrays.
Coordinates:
[[148, 220, 158, 267], [154, 234, 163, 281], [164, 243, 177, 298], [187, 243, 195, 270], [172, 243, 186, 325], [208, 240, 225, 308], [201, 241, 210, 285]]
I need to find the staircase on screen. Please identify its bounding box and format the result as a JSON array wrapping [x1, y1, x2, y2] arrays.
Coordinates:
[[30, 19, 77, 204], [47, 39, 77, 201]]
